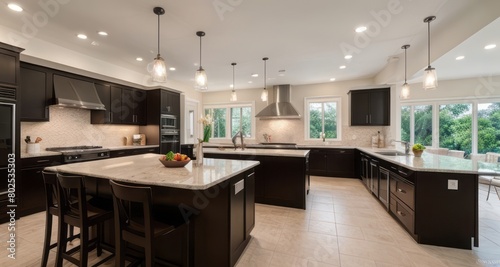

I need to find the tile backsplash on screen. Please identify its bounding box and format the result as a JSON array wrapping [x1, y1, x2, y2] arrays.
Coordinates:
[[21, 106, 140, 151]]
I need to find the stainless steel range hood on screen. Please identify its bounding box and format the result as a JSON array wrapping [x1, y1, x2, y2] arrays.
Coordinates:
[[52, 75, 106, 110], [255, 85, 301, 119]]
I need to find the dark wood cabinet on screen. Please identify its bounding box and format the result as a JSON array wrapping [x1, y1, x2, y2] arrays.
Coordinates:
[[308, 148, 356, 178], [369, 158, 379, 196], [349, 88, 390, 126], [92, 85, 146, 125], [19, 155, 63, 217], [0, 43, 23, 91], [147, 89, 181, 125], [19, 63, 52, 121], [230, 176, 245, 265], [245, 171, 255, 236]]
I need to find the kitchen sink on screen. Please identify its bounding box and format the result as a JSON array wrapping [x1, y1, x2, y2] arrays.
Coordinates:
[[375, 151, 407, 156]]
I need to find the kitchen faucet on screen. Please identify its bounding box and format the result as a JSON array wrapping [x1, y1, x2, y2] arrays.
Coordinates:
[[232, 131, 245, 150], [393, 140, 410, 155]]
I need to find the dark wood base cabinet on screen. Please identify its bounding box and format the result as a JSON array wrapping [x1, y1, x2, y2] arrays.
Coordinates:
[[358, 151, 478, 250], [308, 148, 356, 178], [206, 153, 309, 209]]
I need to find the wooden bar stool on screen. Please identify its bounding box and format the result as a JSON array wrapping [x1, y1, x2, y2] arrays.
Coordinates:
[[56, 173, 114, 267], [41, 171, 79, 267], [109, 180, 191, 267]]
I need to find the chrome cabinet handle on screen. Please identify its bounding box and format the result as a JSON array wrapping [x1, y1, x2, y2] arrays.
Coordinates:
[[397, 188, 406, 194], [398, 170, 409, 176], [36, 159, 50, 163], [247, 172, 255, 178], [397, 211, 406, 217]]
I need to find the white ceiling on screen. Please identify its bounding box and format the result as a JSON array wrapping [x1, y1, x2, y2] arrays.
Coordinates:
[[0, 0, 499, 91]]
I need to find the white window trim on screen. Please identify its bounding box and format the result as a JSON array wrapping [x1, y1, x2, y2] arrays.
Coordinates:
[[203, 101, 256, 142], [304, 96, 342, 141], [399, 97, 500, 154]]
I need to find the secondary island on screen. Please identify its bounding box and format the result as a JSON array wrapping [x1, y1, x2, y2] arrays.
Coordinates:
[[45, 153, 260, 267]]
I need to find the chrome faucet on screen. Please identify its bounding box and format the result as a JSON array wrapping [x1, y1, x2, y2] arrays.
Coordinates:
[[232, 131, 245, 150], [394, 140, 410, 155]]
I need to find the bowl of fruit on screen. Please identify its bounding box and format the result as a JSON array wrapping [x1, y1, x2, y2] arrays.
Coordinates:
[[159, 151, 191, 167]]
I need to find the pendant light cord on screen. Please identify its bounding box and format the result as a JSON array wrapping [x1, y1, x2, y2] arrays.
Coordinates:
[[404, 47, 407, 83], [199, 36, 202, 68], [427, 20, 430, 68], [264, 58, 267, 90], [157, 14, 160, 55], [232, 63, 235, 91]]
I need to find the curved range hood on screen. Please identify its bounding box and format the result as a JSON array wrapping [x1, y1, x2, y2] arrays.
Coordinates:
[[53, 75, 106, 110], [255, 84, 301, 119]]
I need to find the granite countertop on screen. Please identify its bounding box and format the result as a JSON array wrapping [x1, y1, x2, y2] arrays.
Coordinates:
[[358, 147, 500, 175], [44, 153, 260, 190], [203, 147, 310, 158]]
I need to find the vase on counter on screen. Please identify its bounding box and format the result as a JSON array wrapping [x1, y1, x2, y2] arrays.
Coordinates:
[[195, 141, 204, 166], [413, 149, 424, 157]]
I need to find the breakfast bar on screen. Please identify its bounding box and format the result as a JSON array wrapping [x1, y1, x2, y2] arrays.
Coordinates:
[[45, 153, 260, 267]]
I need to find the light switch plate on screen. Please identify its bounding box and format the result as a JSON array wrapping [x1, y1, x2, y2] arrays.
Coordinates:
[[448, 179, 458, 190]]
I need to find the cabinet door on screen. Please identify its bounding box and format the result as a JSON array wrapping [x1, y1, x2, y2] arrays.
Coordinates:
[[0, 50, 18, 87], [369, 89, 390, 125], [91, 83, 111, 124], [327, 149, 355, 177], [20, 66, 50, 121], [120, 88, 135, 124], [350, 91, 370, 125], [230, 177, 245, 255], [245, 170, 255, 237], [370, 160, 379, 196], [134, 89, 147, 125], [19, 167, 46, 216], [379, 167, 389, 209], [110, 85, 123, 123], [308, 149, 327, 176]]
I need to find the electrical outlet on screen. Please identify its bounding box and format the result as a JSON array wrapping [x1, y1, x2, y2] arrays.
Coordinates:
[[448, 179, 458, 190]]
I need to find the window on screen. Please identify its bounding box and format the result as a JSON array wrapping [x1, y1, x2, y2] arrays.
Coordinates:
[[204, 103, 255, 140], [305, 97, 341, 140], [478, 102, 500, 153], [439, 103, 472, 154], [399, 99, 500, 155]]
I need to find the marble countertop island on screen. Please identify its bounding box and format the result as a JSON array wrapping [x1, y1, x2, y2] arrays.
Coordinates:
[[45, 153, 259, 190]]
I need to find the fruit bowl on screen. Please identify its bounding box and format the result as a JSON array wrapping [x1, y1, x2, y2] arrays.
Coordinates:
[[159, 158, 191, 168]]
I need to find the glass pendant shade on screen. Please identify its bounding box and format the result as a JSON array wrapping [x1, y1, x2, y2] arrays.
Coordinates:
[[195, 67, 207, 90], [400, 83, 410, 99], [148, 54, 167, 82], [423, 67, 438, 90], [230, 90, 237, 101], [261, 89, 268, 101]]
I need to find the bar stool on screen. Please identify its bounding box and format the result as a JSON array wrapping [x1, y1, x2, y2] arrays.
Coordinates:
[[41, 171, 79, 267], [56, 173, 114, 267], [109, 180, 191, 267]]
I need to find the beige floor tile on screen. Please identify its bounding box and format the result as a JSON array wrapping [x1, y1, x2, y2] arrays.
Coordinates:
[[340, 254, 377, 267], [310, 210, 336, 223], [270, 251, 339, 267], [308, 220, 337, 236]]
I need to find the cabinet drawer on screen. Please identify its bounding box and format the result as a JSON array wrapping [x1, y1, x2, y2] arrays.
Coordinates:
[[21, 155, 63, 168], [390, 195, 414, 233], [327, 149, 354, 155], [390, 176, 414, 210]]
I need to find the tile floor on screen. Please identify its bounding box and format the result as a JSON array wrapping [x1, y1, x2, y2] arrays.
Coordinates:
[[1, 176, 500, 267]]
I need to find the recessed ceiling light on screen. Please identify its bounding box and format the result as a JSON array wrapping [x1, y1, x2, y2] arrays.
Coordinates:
[[339, 65, 346, 69], [248, 81, 253, 84], [251, 73, 259, 77], [97, 31, 108, 36], [278, 73, 285, 77], [77, 34, 87, 39], [344, 55, 353, 59], [485, 44, 497, 50], [230, 84, 234, 88], [136, 57, 143, 61], [355, 26, 367, 33], [169, 67, 176, 71], [455, 56, 465, 60], [330, 78, 336, 81], [8, 3, 23, 12]]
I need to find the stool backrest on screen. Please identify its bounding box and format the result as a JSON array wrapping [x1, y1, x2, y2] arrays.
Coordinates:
[[109, 180, 154, 240], [56, 173, 88, 221]]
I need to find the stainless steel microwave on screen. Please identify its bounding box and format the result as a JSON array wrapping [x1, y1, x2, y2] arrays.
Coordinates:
[[161, 114, 177, 128]]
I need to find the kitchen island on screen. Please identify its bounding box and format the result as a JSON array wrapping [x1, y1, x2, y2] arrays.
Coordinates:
[[356, 147, 500, 250], [46, 153, 259, 267], [204, 148, 310, 209]]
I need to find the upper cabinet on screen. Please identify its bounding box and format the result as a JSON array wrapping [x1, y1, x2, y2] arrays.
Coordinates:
[[19, 63, 52, 121], [0, 42, 23, 101], [91, 85, 146, 125], [349, 87, 390, 126], [146, 89, 181, 125]]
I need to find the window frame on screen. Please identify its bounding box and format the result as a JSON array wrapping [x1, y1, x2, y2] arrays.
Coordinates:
[[304, 96, 342, 141], [203, 102, 256, 141]]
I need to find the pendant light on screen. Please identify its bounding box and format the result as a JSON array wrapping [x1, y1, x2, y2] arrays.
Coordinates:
[[261, 57, 269, 101], [195, 31, 208, 90], [423, 16, 437, 90], [147, 7, 167, 83], [400, 44, 410, 99], [230, 63, 237, 101]]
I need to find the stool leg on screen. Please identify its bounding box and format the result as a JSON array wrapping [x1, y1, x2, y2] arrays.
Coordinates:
[[55, 220, 68, 267], [41, 213, 52, 267], [80, 226, 89, 267], [96, 223, 103, 257]]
